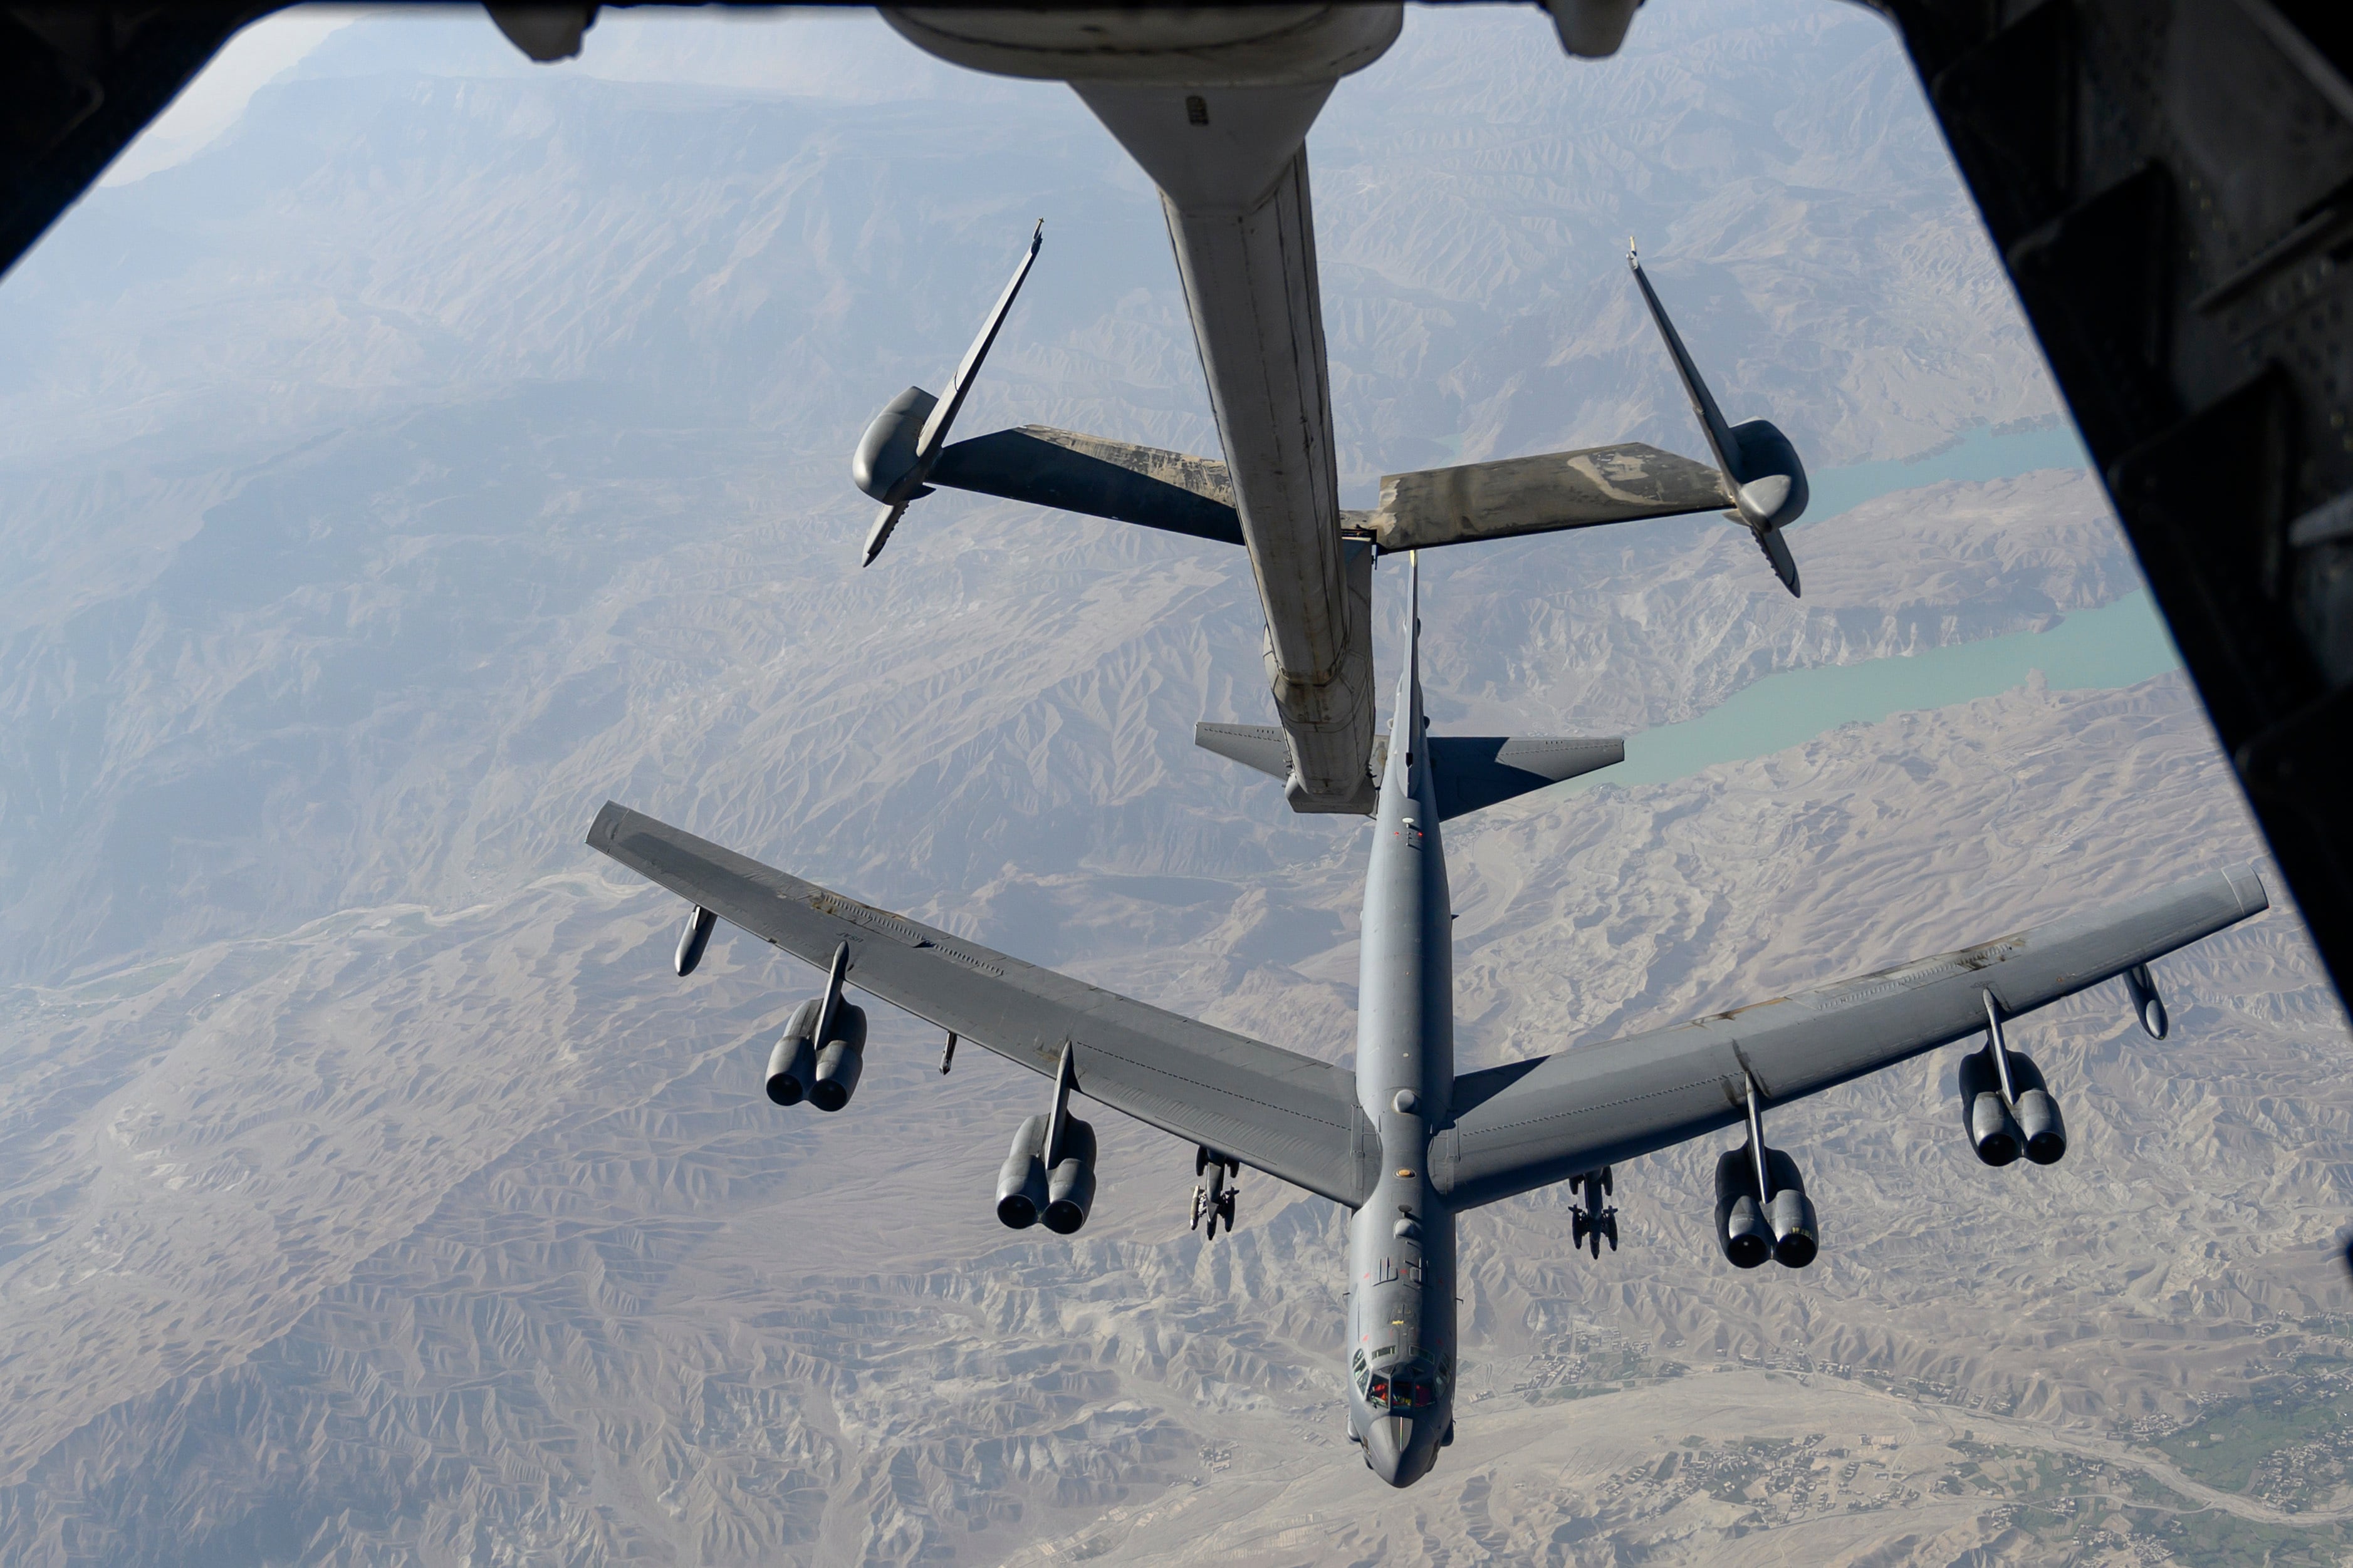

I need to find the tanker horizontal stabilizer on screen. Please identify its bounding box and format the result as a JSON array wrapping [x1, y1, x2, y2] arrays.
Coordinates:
[[1357, 444, 1728, 553], [852, 221, 1043, 566], [1628, 240, 1808, 596], [928, 426, 1244, 546]]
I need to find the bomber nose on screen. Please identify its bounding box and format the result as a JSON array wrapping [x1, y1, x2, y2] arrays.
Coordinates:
[[1361, 1414, 1437, 1488]]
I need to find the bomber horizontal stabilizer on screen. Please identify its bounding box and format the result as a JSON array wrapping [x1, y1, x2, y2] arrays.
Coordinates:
[[1426, 735, 1623, 819], [1195, 724, 1620, 819], [1194, 722, 1291, 780]]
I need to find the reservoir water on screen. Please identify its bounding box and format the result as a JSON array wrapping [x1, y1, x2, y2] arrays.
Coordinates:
[[1803, 422, 2093, 522], [1567, 591, 2183, 796], [1562, 423, 2179, 796]]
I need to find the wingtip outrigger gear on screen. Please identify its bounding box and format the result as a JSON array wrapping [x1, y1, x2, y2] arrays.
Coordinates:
[[1627, 238, 1808, 598]]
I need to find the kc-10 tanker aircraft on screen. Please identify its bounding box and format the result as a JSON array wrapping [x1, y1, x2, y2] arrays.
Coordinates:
[[588, 559, 2268, 1488], [848, 3, 1808, 817]]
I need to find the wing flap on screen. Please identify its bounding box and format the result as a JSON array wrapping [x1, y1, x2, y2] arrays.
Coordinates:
[[588, 802, 1372, 1205], [1435, 866, 2269, 1209]]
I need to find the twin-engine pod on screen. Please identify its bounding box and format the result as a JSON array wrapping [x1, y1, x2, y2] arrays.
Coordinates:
[[763, 942, 865, 1111], [1713, 1145, 1817, 1269], [764, 1000, 869, 1110], [996, 1046, 1100, 1233], [1956, 1049, 2024, 1166], [1960, 996, 2068, 1166]]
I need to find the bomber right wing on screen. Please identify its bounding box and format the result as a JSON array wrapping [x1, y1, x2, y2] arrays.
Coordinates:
[[1434, 866, 2270, 1209], [588, 802, 1377, 1207]]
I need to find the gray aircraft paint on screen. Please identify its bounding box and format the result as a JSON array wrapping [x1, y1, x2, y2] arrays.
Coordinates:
[[587, 574, 2268, 1491], [863, 10, 1818, 816], [1345, 556, 1459, 1485], [880, 7, 1402, 813], [593, 592, 2277, 1495]]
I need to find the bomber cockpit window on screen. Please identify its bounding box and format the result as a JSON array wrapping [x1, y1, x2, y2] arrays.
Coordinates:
[[1374, 1355, 1439, 1410]]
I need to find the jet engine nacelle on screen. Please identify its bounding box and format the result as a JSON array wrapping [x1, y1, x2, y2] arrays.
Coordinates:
[[1956, 1048, 2024, 1165], [1041, 1117, 1098, 1235], [1714, 1146, 1817, 1269], [1761, 1148, 1818, 1268], [2005, 1052, 2068, 1166], [809, 1004, 867, 1113], [765, 999, 822, 1107], [1713, 1150, 1771, 1269], [996, 1114, 1051, 1229], [852, 385, 938, 504]]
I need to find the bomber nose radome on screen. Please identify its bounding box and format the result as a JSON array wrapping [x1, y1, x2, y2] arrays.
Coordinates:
[[1362, 1413, 1439, 1488]]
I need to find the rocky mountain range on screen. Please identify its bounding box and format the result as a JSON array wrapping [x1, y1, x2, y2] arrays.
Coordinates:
[[0, 3, 2341, 1564]]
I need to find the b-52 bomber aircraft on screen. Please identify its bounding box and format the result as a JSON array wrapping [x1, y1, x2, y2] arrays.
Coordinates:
[[847, 3, 1808, 818], [587, 559, 2268, 1488]]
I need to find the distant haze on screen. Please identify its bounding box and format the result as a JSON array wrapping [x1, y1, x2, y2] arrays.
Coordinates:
[[0, 5, 2342, 1564]]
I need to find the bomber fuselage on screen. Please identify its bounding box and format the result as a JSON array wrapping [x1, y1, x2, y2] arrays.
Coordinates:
[[1343, 644, 1458, 1486]]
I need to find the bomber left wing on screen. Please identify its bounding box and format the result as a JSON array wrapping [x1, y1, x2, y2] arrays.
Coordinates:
[[1436, 865, 2270, 1209], [587, 802, 1376, 1205]]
